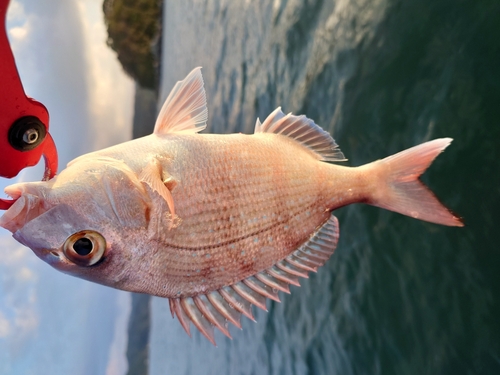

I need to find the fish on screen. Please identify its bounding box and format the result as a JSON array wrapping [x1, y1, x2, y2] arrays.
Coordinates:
[[0, 67, 463, 345]]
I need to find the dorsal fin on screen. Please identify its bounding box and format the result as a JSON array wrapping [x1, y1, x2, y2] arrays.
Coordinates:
[[255, 107, 346, 162], [169, 214, 340, 345], [154, 67, 208, 135]]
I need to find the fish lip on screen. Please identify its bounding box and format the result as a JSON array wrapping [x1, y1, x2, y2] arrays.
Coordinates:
[[4, 184, 24, 199], [0, 184, 24, 209], [0, 186, 48, 233]]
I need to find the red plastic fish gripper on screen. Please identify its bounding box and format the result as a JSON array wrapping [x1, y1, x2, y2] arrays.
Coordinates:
[[0, 0, 58, 210]]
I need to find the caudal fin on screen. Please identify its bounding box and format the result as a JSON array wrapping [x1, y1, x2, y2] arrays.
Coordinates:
[[369, 138, 463, 226]]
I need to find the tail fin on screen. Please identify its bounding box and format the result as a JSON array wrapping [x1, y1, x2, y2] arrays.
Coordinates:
[[369, 138, 463, 226]]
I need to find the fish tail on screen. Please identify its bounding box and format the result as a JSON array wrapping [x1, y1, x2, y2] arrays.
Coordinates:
[[367, 138, 463, 226]]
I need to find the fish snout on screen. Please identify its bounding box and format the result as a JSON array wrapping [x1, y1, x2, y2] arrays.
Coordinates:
[[11, 204, 94, 251], [0, 193, 43, 233], [4, 183, 25, 199], [0, 183, 27, 210]]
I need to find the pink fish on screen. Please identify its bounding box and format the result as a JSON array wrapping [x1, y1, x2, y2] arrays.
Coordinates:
[[0, 68, 462, 345]]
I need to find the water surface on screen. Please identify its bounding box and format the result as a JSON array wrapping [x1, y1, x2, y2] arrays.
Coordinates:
[[148, 1, 499, 374]]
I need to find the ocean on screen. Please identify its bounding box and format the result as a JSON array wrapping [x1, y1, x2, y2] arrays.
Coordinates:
[[136, 0, 500, 374]]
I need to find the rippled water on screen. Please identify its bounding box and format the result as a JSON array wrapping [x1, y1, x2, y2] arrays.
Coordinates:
[[148, 1, 499, 374]]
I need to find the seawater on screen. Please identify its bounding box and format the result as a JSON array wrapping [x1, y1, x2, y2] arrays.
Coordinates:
[[148, 1, 500, 374]]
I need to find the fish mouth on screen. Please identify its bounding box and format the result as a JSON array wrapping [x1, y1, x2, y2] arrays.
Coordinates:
[[0, 186, 82, 254], [0, 184, 47, 233], [0, 184, 24, 210], [1, 181, 96, 253], [9, 203, 92, 254]]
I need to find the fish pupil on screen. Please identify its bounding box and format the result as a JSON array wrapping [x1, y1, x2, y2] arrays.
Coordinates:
[[73, 238, 93, 256]]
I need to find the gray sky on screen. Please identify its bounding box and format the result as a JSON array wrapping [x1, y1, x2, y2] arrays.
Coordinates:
[[0, 1, 134, 374]]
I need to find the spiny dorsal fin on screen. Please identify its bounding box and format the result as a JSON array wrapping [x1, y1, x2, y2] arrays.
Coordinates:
[[169, 214, 340, 345], [255, 107, 346, 162], [154, 67, 208, 135]]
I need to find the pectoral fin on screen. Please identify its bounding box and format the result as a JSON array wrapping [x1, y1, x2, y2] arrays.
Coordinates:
[[139, 158, 177, 220]]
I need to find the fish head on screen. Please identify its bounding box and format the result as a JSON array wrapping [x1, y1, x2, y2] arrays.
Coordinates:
[[0, 156, 151, 288]]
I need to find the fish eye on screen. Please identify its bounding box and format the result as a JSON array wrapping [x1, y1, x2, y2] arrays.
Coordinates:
[[63, 231, 106, 266]]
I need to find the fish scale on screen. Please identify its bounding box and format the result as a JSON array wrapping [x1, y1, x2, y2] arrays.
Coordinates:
[[68, 103, 336, 297], [0, 67, 462, 345]]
